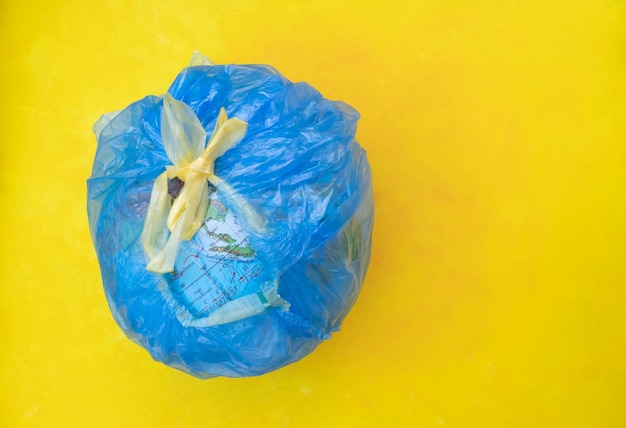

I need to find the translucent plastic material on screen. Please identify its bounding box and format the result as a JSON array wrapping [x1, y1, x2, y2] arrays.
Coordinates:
[[87, 61, 374, 378]]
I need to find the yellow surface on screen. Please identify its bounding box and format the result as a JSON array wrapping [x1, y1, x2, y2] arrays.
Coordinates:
[[1, 0, 625, 426]]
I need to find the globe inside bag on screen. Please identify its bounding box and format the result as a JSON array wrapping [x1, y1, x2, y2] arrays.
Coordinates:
[[87, 55, 374, 378]]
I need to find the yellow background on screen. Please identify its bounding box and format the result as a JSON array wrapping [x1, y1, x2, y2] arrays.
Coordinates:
[[1, 0, 625, 426]]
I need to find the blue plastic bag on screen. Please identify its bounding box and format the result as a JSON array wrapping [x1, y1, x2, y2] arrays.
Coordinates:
[[87, 56, 374, 378]]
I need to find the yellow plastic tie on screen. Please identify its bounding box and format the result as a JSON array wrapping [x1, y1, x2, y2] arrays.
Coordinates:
[[141, 93, 248, 273]]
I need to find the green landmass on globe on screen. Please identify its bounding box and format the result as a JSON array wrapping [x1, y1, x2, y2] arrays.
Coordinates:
[[201, 195, 256, 259]]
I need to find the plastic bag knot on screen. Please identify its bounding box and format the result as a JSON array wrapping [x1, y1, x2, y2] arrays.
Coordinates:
[[141, 93, 248, 273]]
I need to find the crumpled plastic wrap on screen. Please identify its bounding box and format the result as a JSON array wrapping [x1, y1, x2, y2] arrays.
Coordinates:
[[87, 58, 374, 378]]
